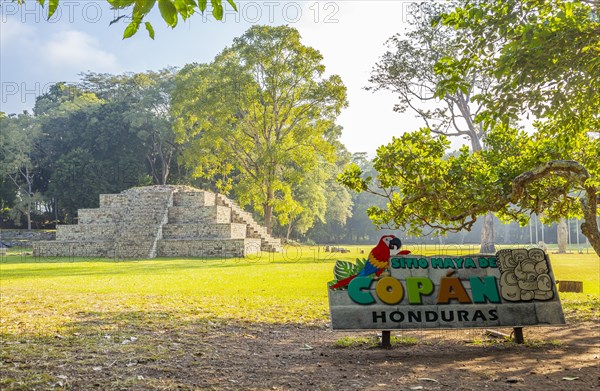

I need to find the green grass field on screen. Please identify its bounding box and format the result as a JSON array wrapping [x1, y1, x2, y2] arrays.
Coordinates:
[[1, 245, 598, 339], [0, 246, 598, 389]]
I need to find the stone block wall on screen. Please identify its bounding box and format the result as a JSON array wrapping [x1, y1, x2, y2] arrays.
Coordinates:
[[173, 191, 216, 207], [56, 224, 118, 241], [78, 209, 123, 224], [167, 206, 231, 224], [158, 238, 262, 258], [162, 223, 246, 240], [34, 241, 114, 258]]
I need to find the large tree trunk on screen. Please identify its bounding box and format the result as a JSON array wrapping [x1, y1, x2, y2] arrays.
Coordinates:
[[264, 204, 273, 235], [263, 186, 274, 235], [479, 212, 495, 254], [557, 218, 568, 253], [27, 203, 32, 230], [161, 164, 169, 185], [26, 170, 32, 231], [580, 191, 600, 257]]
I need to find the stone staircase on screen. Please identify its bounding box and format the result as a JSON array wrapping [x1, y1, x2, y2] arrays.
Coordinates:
[[215, 193, 283, 252], [113, 187, 174, 258], [34, 186, 281, 259]]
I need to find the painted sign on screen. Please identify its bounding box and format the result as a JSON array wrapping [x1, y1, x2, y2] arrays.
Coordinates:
[[328, 241, 565, 330]]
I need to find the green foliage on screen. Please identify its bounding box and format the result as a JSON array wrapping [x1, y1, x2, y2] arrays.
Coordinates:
[[368, 1, 498, 252], [33, 80, 163, 220], [173, 25, 348, 233], [342, 0, 600, 255], [437, 0, 600, 254], [18, 0, 234, 38], [276, 127, 354, 240], [0, 113, 43, 229], [341, 124, 599, 249], [80, 69, 180, 185], [439, 0, 599, 133]]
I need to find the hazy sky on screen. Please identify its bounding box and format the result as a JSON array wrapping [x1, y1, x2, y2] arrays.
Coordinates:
[[1, 1, 437, 154]]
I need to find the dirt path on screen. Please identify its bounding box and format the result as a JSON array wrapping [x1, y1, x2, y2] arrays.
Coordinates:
[[3, 320, 597, 390], [185, 322, 599, 391]]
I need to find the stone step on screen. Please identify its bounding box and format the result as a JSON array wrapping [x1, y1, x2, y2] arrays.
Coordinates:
[[162, 223, 247, 240], [78, 208, 123, 224], [173, 191, 216, 207], [248, 226, 267, 235], [99, 192, 172, 208], [215, 194, 282, 252], [56, 224, 118, 241], [168, 206, 231, 224], [116, 231, 161, 240], [99, 194, 128, 208], [157, 238, 261, 258], [261, 244, 282, 252], [34, 240, 115, 258]]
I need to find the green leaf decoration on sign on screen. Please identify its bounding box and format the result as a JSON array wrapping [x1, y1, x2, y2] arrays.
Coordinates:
[[333, 260, 355, 281], [333, 258, 368, 281]]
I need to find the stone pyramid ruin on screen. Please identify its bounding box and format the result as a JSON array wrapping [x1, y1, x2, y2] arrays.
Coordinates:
[[35, 186, 282, 259]]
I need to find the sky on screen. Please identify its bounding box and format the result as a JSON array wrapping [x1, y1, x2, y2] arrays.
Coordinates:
[[1, 0, 439, 155]]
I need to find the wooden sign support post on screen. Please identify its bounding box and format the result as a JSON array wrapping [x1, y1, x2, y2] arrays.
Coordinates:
[[513, 327, 524, 344], [380, 331, 391, 348]]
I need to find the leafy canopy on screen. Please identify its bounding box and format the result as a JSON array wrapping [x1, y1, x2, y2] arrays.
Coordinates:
[[437, 0, 600, 133], [341, 0, 600, 255], [173, 25, 348, 232], [17, 0, 237, 39]]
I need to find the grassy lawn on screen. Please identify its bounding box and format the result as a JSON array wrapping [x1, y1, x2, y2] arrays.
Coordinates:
[[1, 245, 598, 338], [0, 245, 597, 389]]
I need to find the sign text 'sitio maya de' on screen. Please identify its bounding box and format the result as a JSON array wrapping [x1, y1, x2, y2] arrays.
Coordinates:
[[328, 238, 565, 330]]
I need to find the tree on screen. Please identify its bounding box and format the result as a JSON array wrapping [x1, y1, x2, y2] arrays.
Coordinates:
[[341, 0, 600, 256], [18, 0, 237, 39], [438, 0, 599, 133], [36, 86, 151, 220], [283, 125, 354, 241], [339, 125, 600, 256], [81, 70, 179, 185], [173, 25, 348, 234], [0, 114, 42, 230], [313, 153, 386, 244], [367, 2, 497, 252], [437, 0, 600, 254]]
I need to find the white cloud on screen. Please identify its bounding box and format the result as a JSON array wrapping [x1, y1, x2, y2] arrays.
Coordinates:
[[0, 18, 35, 47], [42, 30, 119, 71]]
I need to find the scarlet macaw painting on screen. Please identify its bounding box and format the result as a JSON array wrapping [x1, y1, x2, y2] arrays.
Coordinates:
[[329, 235, 410, 289]]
